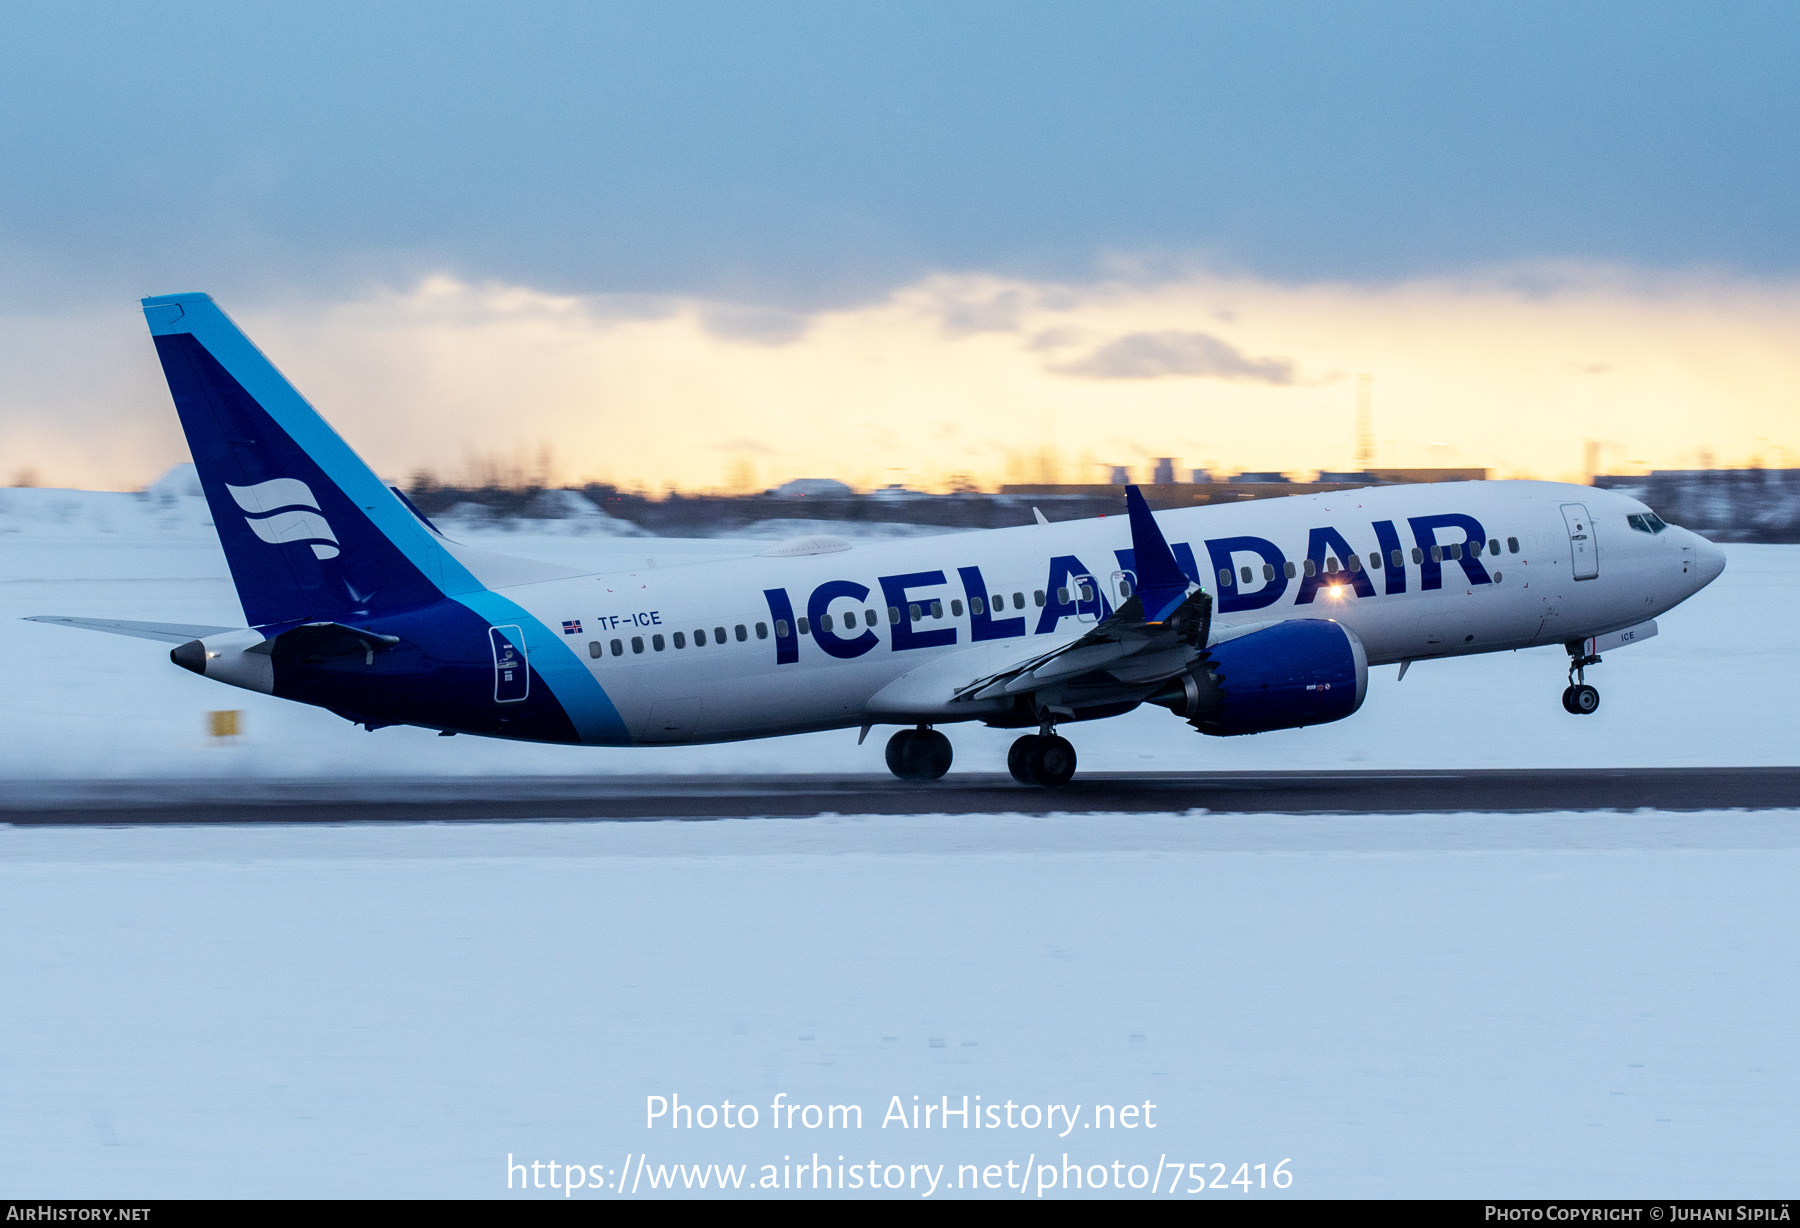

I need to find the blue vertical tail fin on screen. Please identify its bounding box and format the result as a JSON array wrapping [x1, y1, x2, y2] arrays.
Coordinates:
[[1125, 485, 1192, 622], [143, 293, 468, 628]]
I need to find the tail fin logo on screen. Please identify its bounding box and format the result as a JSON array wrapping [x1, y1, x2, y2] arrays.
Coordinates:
[[226, 478, 341, 560]]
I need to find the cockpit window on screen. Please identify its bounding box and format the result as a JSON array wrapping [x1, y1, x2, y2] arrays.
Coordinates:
[[1627, 512, 1668, 534]]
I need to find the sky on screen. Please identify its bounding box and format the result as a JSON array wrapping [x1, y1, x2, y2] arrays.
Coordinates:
[[2, 1, 1798, 491]]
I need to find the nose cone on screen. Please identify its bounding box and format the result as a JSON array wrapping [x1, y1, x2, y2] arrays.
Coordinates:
[[1694, 534, 1727, 588]]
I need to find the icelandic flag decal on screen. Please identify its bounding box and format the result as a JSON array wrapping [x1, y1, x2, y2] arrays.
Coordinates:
[[562, 620, 582, 635]]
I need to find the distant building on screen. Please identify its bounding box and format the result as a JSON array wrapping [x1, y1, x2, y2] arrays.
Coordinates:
[[1152, 458, 1176, 485], [1315, 470, 1372, 484], [1190, 469, 1212, 484], [772, 478, 854, 498], [1108, 466, 1130, 485], [1364, 467, 1487, 484], [1594, 469, 1800, 540], [1233, 471, 1288, 484]]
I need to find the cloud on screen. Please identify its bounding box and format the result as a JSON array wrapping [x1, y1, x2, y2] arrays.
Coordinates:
[[700, 304, 810, 346], [940, 290, 1028, 336], [1055, 330, 1297, 383], [8, 264, 1800, 492]]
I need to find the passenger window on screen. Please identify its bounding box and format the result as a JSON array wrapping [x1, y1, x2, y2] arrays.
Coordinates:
[[951, 599, 963, 617], [818, 614, 832, 633], [1430, 545, 1442, 562], [1119, 579, 1133, 596], [1078, 584, 1093, 602], [888, 606, 901, 624], [864, 609, 876, 626], [1370, 552, 1381, 570], [1392, 549, 1404, 567], [694, 629, 706, 646], [972, 596, 985, 615], [909, 603, 922, 622], [1346, 554, 1361, 572], [1014, 593, 1025, 609], [632, 636, 644, 654], [588, 641, 602, 659], [1303, 559, 1317, 577], [611, 639, 623, 656], [1325, 557, 1339, 574], [672, 631, 685, 649], [755, 622, 767, 639], [931, 600, 944, 618], [774, 620, 788, 638], [798, 617, 810, 636], [1218, 569, 1233, 587], [1034, 590, 1045, 607], [1412, 546, 1424, 564], [1263, 563, 1275, 581], [991, 594, 1003, 610], [1239, 566, 1253, 584], [652, 634, 665, 651], [1284, 561, 1297, 579], [1447, 543, 1462, 560], [1058, 586, 1071, 603], [715, 626, 726, 643], [1488, 539, 1499, 555], [1507, 537, 1519, 554]]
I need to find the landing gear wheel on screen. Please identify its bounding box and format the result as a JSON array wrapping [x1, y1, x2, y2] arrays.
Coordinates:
[[1008, 734, 1077, 786], [1007, 735, 1041, 785], [1561, 685, 1579, 714], [885, 727, 953, 780], [1569, 683, 1600, 715]]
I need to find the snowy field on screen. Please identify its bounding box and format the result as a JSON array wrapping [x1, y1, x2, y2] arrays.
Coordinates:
[[3, 810, 1796, 1198], [2, 484, 1795, 781], [3, 487, 1797, 1199]]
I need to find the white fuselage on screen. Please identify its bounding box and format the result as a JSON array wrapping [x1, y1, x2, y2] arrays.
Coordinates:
[[480, 481, 1722, 745]]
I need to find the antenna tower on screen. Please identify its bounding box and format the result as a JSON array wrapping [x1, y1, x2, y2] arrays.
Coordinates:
[[1355, 375, 1375, 471]]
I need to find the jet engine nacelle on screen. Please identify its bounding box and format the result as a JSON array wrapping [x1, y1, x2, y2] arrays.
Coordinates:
[[1150, 618, 1367, 736]]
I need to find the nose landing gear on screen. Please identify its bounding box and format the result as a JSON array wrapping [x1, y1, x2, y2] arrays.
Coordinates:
[[1562, 643, 1602, 715], [885, 725, 953, 780]]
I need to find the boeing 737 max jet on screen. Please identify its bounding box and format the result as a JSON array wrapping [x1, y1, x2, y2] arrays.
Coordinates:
[[30, 294, 1727, 785]]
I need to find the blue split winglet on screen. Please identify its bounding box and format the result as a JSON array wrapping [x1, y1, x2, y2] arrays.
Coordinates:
[[1125, 485, 1192, 622]]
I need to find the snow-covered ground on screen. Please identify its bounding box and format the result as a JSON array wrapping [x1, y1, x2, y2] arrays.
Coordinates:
[[2, 811, 1795, 1198], [4, 488, 1797, 1198], [2, 485, 1793, 781]]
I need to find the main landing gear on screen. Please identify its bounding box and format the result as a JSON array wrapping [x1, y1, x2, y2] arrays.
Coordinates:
[[1008, 729, 1077, 787], [886, 725, 953, 781], [1562, 643, 1601, 715]]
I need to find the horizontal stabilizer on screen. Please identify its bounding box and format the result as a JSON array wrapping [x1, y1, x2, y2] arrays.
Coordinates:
[[25, 616, 238, 644]]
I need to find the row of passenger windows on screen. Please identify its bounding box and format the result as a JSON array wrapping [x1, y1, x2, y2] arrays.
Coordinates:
[[583, 590, 1049, 659], [590, 622, 763, 658], [1217, 537, 1523, 587]]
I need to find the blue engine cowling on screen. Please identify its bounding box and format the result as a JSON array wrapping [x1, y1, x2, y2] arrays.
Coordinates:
[[1154, 618, 1368, 736]]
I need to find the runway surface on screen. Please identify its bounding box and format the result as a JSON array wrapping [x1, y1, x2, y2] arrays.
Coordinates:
[[5, 766, 1799, 825]]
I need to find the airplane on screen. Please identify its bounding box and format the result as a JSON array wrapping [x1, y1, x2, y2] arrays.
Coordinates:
[[29, 293, 1727, 786]]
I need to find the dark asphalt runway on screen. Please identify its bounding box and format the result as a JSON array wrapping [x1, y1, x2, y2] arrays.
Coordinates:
[[5, 767, 1798, 825]]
